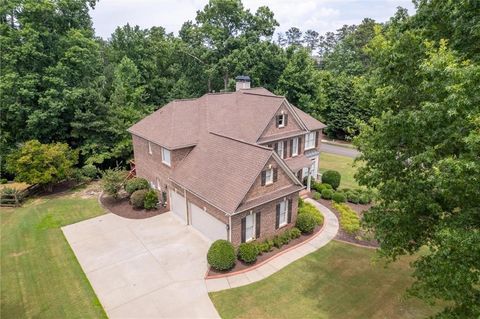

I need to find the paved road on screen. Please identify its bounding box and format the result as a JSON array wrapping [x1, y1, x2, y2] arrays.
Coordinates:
[[321, 143, 360, 158], [63, 212, 220, 319]]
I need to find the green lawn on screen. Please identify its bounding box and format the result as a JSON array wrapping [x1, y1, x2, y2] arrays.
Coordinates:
[[0, 194, 107, 318], [319, 153, 360, 189], [210, 241, 443, 319]]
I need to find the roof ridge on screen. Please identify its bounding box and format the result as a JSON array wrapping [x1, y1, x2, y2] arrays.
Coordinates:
[[241, 91, 284, 98], [209, 131, 272, 151], [206, 91, 235, 96], [173, 97, 199, 102]]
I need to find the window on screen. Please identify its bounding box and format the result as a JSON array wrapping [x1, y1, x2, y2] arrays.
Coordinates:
[[277, 114, 286, 128], [245, 214, 255, 242], [148, 141, 152, 155], [277, 141, 284, 158], [161, 147, 171, 166], [304, 132, 316, 150], [156, 177, 162, 191], [292, 137, 299, 156], [265, 169, 273, 185], [279, 201, 287, 227]]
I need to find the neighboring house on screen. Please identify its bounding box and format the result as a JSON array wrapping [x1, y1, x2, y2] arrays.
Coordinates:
[[128, 76, 326, 245]]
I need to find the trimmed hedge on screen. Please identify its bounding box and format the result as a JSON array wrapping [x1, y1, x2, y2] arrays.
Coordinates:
[[296, 213, 316, 233], [332, 202, 360, 234], [125, 177, 150, 195], [321, 189, 334, 200], [143, 190, 158, 210], [332, 192, 346, 203], [321, 170, 341, 190], [207, 240, 236, 270], [237, 242, 258, 263], [130, 189, 148, 209]]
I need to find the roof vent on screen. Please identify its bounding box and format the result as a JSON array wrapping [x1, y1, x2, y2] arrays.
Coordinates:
[[235, 75, 251, 91]]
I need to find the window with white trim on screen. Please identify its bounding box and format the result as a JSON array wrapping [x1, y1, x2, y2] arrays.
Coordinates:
[[277, 114, 286, 128], [279, 201, 287, 227], [265, 168, 273, 185], [292, 137, 299, 156], [161, 147, 171, 166], [148, 141, 152, 155], [245, 214, 255, 242], [277, 141, 284, 158], [304, 132, 316, 150]]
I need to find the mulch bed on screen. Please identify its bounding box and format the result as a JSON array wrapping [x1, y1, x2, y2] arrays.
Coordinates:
[[316, 198, 379, 248], [207, 224, 323, 277], [100, 193, 168, 219]]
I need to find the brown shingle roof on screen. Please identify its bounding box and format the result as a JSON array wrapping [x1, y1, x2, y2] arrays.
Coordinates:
[[236, 184, 304, 213], [170, 132, 274, 214], [294, 107, 326, 131], [284, 155, 313, 172]]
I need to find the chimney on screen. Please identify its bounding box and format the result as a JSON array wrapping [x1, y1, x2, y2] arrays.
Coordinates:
[[235, 75, 251, 91]]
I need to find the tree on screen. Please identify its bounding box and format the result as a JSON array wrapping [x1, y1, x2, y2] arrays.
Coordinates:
[[285, 27, 302, 46], [303, 29, 319, 52], [101, 168, 127, 199], [355, 23, 480, 318], [6, 140, 78, 191]]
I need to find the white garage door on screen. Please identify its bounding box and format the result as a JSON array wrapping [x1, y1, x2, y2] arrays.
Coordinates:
[[190, 202, 227, 242], [170, 190, 187, 223]]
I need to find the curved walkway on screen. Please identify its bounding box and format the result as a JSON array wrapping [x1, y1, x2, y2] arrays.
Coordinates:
[[205, 199, 339, 292]]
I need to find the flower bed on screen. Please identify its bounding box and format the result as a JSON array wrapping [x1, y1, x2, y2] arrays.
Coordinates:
[[100, 193, 168, 219]]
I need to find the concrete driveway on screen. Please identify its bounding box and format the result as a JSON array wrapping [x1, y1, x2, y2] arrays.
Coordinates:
[[62, 212, 219, 318]]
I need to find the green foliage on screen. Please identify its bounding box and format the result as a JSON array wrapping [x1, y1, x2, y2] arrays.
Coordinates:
[[321, 170, 341, 189], [332, 202, 360, 235], [272, 235, 283, 248], [298, 197, 305, 208], [289, 227, 302, 239], [321, 189, 333, 200], [143, 190, 158, 210], [312, 181, 333, 193], [295, 213, 316, 234], [81, 164, 98, 180], [207, 240, 236, 271], [332, 192, 346, 203], [298, 202, 324, 226], [237, 242, 259, 264], [125, 177, 150, 195], [101, 168, 127, 199], [130, 189, 148, 209], [312, 191, 321, 200], [6, 140, 78, 190], [0, 179, 8, 184]]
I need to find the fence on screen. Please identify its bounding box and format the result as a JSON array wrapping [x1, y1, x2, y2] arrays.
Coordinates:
[[0, 184, 41, 207]]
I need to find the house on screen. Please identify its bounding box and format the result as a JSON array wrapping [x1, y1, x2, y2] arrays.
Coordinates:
[[128, 76, 325, 245]]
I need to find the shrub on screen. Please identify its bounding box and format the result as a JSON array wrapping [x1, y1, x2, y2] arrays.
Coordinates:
[[273, 235, 283, 248], [290, 227, 302, 239], [347, 191, 361, 204], [321, 170, 341, 190], [298, 202, 324, 225], [0, 178, 7, 184], [312, 191, 321, 200], [143, 190, 158, 210], [321, 189, 333, 200], [296, 213, 316, 233], [313, 182, 333, 193], [125, 177, 150, 195], [332, 192, 346, 203], [332, 202, 360, 234], [207, 240, 236, 270], [102, 168, 127, 199], [130, 189, 148, 209], [298, 197, 305, 208], [81, 164, 98, 180], [279, 231, 291, 245], [237, 242, 259, 263], [255, 241, 271, 254], [358, 194, 371, 205]]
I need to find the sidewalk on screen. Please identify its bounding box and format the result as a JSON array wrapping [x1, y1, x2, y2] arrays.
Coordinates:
[[205, 199, 339, 292]]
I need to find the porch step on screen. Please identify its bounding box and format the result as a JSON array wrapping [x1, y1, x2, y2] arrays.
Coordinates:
[[299, 189, 311, 199]]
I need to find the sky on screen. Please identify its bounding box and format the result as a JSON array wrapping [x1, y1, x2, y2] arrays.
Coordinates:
[[90, 0, 415, 39]]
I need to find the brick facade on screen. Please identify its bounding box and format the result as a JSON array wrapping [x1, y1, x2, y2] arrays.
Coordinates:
[[260, 102, 304, 139]]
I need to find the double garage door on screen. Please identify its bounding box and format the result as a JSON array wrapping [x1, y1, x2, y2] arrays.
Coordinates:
[[169, 190, 227, 242]]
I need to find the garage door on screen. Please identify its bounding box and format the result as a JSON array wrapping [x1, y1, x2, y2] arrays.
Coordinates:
[[170, 190, 187, 223], [190, 202, 227, 242]]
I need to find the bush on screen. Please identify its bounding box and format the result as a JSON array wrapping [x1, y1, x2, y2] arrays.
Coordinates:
[[332, 192, 346, 203], [273, 235, 283, 248], [321, 170, 341, 190], [81, 164, 98, 180], [125, 177, 150, 195], [358, 194, 371, 205], [143, 190, 158, 210], [296, 213, 316, 233], [321, 189, 334, 200], [312, 182, 333, 193], [298, 197, 305, 208], [0, 178, 7, 184], [298, 202, 324, 225], [332, 202, 360, 234], [290, 227, 302, 239], [237, 242, 259, 263], [347, 191, 361, 204], [312, 191, 321, 200], [279, 231, 291, 245], [207, 240, 236, 270], [102, 168, 127, 199], [130, 189, 148, 209]]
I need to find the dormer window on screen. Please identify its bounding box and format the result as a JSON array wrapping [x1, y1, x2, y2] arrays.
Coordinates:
[[276, 113, 288, 128]]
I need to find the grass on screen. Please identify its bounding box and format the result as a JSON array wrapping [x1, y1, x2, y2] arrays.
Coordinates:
[[210, 241, 444, 319], [0, 193, 107, 318], [319, 153, 360, 189], [0, 182, 30, 191]]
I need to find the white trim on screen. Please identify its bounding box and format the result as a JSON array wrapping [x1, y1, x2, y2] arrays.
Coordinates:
[[161, 147, 171, 166], [277, 141, 284, 158], [148, 141, 152, 155], [292, 137, 299, 157], [278, 200, 288, 227], [265, 168, 274, 185], [245, 213, 255, 242], [304, 132, 316, 150], [278, 114, 286, 128]]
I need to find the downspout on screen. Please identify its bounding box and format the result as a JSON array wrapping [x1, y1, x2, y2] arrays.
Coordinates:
[[228, 215, 232, 242], [184, 188, 189, 225]]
